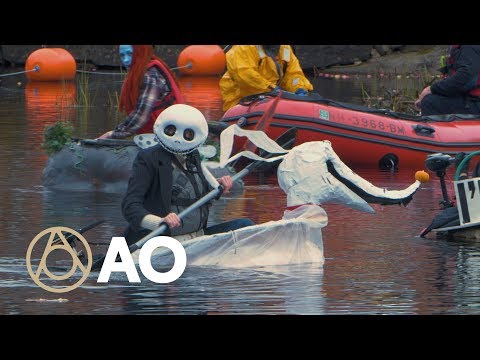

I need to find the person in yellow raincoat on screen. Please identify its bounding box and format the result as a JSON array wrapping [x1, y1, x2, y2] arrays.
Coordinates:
[[219, 45, 314, 111]]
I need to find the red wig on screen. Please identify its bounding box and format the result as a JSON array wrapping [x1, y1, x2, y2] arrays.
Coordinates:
[[119, 45, 180, 114]]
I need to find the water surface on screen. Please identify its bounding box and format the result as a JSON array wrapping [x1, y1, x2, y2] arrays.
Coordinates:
[[1, 71, 479, 315]]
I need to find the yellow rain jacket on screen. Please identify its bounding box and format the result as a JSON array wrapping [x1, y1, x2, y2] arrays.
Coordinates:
[[219, 45, 314, 111]]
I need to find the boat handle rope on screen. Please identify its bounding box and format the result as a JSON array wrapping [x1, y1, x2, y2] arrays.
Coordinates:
[[69, 142, 86, 175]]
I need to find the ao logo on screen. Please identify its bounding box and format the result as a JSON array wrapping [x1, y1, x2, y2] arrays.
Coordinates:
[[26, 227, 187, 293], [97, 236, 187, 284], [26, 227, 92, 293]]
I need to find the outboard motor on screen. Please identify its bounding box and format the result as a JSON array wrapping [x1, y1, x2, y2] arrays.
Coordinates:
[[421, 152, 474, 238], [425, 153, 455, 172], [425, 153, 455, 208]]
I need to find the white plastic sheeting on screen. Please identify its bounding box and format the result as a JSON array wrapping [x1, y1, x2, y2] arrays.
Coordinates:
[[132, 204, 327, 268], [218, 124, 288, 167], [219, 125, 421, 212], [278, 141, 421, 212]]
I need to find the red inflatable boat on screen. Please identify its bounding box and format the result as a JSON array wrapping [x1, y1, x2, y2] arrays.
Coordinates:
[[219, 91, 480, 170]]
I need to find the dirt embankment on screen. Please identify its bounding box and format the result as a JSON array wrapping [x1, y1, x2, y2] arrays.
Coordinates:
[[319, 45, 446, 75]]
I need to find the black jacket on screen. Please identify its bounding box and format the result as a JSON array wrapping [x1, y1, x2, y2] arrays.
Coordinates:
[[121, 145, 207, 243], [122, 145, 174, 234], [431, 45, 480, 97]]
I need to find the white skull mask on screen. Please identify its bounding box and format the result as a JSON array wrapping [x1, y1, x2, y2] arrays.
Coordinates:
[[153, 104, 209, 155]]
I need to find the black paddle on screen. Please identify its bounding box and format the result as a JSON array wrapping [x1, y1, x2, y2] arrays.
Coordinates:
[[52, 219, 106, 246], [51, 219, 105, 264], [91, 127, 297, 271]]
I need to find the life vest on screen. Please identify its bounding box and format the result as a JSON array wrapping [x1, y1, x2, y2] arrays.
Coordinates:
[[137, 59, 186, 134], [169, 152, 211, 236], [446, 45, 480, 97]]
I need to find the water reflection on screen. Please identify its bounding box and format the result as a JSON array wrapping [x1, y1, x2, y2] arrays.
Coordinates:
[[25, 81, 76, 123], [179, 75, 223, 121], [1, 74, 480, 314], [114, 264, 325, 315]]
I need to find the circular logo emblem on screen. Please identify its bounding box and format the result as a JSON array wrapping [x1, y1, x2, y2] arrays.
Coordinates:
[[26, 227, 92, 293]]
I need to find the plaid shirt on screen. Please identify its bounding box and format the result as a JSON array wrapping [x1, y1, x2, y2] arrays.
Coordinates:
[[112, 67, 170, 139]]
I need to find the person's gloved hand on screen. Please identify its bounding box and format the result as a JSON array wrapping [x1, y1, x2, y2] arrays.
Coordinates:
[[295, 88, 308, 96], [271, 85, 281, 94]]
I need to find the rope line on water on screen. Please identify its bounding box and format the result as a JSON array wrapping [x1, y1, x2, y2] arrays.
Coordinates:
[[0, 65, 39, 78], [76, 63, 192, 75], [76, 70, 126, 75], [0, 62, 191, 78]]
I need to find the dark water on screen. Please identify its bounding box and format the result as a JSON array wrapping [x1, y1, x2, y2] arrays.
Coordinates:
[[1, 70, 480, 315]]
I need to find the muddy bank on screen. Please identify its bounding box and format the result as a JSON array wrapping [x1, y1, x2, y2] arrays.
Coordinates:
[[318, 45, 446, 76]]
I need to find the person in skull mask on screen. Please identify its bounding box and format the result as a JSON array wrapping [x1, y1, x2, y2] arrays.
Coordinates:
[[219, 45, 314, 111], [121, 103, 255, 245]]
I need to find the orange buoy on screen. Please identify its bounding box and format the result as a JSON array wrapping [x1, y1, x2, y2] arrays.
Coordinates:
[[177, 45, 226, 76], [25, 48, 76, 81]]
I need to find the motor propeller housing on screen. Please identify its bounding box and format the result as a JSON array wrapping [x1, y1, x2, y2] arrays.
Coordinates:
[[425, 153, 455, 173]]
